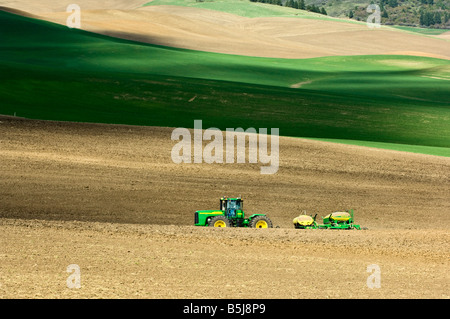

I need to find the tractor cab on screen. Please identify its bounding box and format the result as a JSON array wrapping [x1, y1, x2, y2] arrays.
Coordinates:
[[220, 197, 244, 219]]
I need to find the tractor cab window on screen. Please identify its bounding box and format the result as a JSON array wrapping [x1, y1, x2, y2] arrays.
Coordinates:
[[229, 200, 242, 210], [228, 200, 237, 209], [220, 200, 227, 211]]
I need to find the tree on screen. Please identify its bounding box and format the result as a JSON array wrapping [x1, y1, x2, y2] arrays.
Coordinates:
[[434, 11, 441, 24], [388, 0, 398, 7], [299, 0, 305, 10]]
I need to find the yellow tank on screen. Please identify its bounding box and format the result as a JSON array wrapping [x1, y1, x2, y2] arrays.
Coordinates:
[[323, 211, 351, 222], [293, 215, 315, 227]]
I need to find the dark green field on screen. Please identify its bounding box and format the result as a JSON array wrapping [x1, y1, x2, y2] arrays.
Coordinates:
[[1, 10, 449, 155]]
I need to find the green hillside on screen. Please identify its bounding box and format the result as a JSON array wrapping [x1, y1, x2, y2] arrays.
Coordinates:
[[144, 0, 335, 19], [145, 0, 450, 29], [0, 10, 449, 156]]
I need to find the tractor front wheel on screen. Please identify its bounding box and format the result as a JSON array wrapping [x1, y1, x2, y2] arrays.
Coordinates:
[[249, 216, 273, 229], [208, 216, 231, 228]]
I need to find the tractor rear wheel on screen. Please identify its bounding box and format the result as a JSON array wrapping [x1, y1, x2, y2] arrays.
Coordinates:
[[249, 216, 273, 229], [208, 216, 231, 228]]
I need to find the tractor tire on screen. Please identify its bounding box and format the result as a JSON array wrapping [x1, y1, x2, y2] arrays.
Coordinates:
[[249, 216, 273, 229], [208, 216, 231, 228]]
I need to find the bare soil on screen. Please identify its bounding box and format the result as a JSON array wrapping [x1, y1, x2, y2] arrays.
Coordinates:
[[0, 117, 449, 298]]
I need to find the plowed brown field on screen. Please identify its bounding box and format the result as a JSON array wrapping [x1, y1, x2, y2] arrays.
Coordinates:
[[0, 117, 449, 298]]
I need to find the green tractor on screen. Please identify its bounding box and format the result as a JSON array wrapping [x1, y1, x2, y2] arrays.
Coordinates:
[[194, 196, 273, 228], [317, 209, 364, 230]]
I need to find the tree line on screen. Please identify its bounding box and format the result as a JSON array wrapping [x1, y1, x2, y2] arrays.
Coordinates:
[[420, 10, 449, 26], [347, 0, 449, 28]]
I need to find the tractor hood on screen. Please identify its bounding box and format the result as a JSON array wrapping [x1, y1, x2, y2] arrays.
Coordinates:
[[195, 210, 223, 214]]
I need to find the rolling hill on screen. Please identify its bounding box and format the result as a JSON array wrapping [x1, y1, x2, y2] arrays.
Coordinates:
[[0, 6, 449, 156]]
